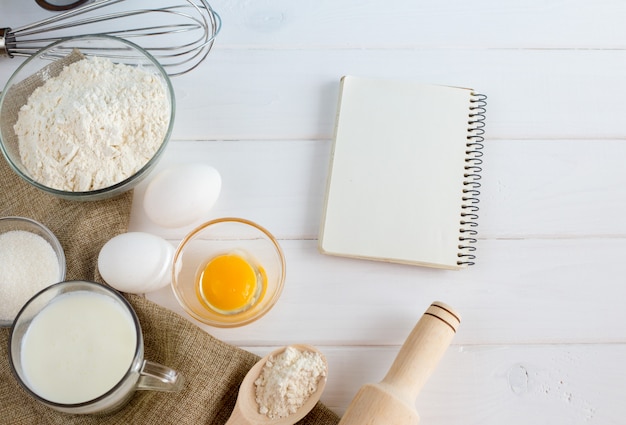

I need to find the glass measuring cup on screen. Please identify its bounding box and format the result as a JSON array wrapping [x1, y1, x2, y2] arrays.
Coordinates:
[[9, 280, 183, 415]]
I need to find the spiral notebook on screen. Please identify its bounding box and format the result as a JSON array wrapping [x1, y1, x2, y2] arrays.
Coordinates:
[[318, 76, 486, 270]]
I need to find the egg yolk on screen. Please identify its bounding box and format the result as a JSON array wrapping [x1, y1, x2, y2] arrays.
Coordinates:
[[197, 253, 260, 313]]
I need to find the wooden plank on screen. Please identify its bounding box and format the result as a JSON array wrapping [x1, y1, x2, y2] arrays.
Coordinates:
[[239, 344, 626, 422], [2, 0, 626, 49], [129, 139, 626, 239], [146, 237, 626, 346], [212, 0, 626, 49], [128, 139, 331, 240], [481, 138, 626, 238], [168, 49, 626, 140], [3, 49, 626, 140], [2, 4, 626, 141]]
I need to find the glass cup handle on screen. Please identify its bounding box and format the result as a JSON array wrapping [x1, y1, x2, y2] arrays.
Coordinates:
[[137, 359, 184, 392]]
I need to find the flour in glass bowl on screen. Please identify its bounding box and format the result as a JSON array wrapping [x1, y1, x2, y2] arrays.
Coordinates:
[[14, 56, 170, 192]]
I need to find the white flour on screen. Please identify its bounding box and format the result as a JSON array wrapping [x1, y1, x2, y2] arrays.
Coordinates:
[[254, 346, 326, 419], [14, 56, 169, 192]]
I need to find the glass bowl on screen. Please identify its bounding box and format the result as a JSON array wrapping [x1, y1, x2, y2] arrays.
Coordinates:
[[0, 35, 175, 201], [172, 218, 286, 328], [0, 216, 66, 327]]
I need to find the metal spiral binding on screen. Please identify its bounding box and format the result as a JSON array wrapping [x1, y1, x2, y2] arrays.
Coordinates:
[[458, 93, 487, 266]]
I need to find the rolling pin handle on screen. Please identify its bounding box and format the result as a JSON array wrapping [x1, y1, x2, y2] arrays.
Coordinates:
[[381, 301, 461, 402], [338, 301, 461, 425]]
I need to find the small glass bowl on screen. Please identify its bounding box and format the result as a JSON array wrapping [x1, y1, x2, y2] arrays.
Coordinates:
[[0, 216, 66, 327], [172, 218, 286, 328], [0, 34, 175, 201]]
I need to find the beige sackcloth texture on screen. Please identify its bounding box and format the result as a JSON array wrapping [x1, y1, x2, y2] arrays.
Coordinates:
[[0, 54, 340, 425]]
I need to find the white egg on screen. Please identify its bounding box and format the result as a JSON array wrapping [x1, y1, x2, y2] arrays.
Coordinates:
[[97, 232, 174, 294], [143, 163, 221, 228]]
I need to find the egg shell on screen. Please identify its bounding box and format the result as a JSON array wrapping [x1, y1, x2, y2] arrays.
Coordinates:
[[97, 232, 174, 294], [143, 164, 221, 228]]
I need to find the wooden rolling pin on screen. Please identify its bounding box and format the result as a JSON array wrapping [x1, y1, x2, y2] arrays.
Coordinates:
[[338, 301, 461, 425]]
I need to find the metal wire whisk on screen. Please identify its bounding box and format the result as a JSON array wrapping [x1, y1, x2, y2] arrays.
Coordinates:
[[0, 0, 221, 77]]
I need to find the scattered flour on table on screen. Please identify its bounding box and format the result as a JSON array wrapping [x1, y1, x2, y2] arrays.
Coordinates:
[[14, 56, 169, 191], [0, 230, 60, 322], [254, 346, 326, 419]]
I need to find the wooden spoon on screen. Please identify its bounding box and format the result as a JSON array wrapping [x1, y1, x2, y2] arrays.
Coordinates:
[[225, 344, 328, 425]]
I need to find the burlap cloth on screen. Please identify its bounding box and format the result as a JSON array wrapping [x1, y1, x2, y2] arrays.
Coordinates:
[[0, 82, 339, 425]]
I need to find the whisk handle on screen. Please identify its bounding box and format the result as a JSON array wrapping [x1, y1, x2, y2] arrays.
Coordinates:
[[1, 28, 14, 57]]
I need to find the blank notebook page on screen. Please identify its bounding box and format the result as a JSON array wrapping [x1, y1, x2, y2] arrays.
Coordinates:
[[319, 76, 478, 270]]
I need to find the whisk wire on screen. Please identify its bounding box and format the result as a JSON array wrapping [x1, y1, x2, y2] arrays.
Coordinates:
[[12, 10, 204, 38], [2, 0, 221, 76], [11, 0, 127, 34]]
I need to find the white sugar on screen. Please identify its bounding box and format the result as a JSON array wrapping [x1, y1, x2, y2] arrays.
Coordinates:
[[0, 230, 60, 322]]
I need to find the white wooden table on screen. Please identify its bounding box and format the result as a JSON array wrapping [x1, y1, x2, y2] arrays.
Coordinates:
[[2, 1, 625, 423]]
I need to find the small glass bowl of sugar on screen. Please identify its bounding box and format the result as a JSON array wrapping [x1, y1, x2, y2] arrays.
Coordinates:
[[0, 216, 66, 327]]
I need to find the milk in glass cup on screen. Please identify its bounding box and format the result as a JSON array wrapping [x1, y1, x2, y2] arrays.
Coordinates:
[[9, 280, 183, 414]]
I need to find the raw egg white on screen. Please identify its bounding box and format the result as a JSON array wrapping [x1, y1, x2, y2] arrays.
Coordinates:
[[142, 163, 221, 228], [97, 232, 174, 294]]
